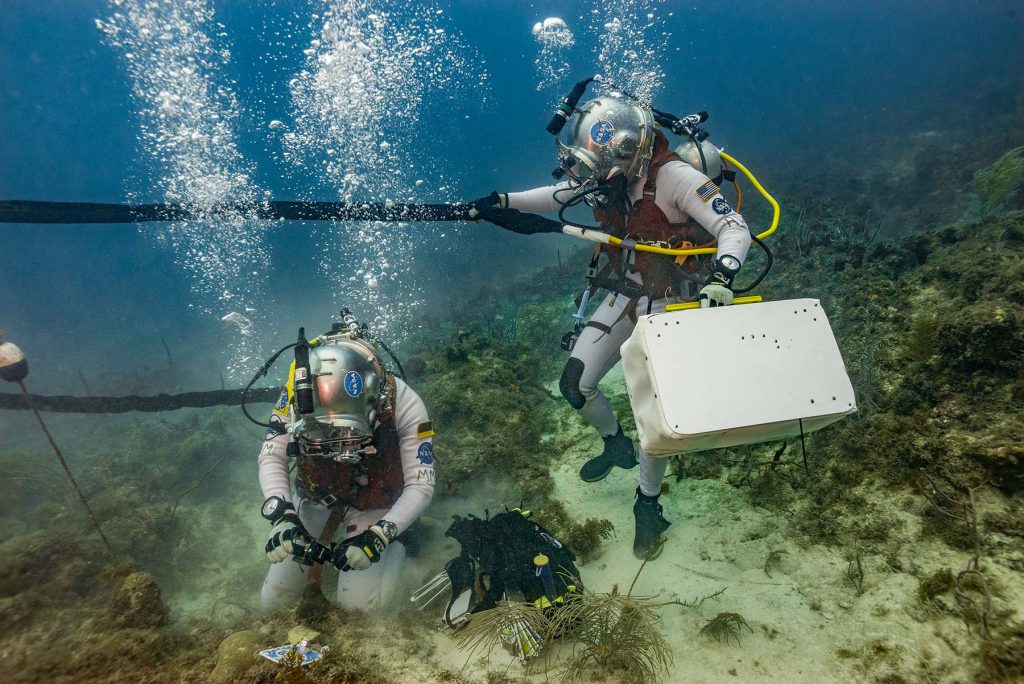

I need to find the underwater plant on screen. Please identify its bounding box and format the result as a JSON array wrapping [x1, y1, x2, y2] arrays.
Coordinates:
[[973, 147, 1024, 217], [763, 549, 789, 579], [545, 585, 672, 684], [276, 644, 319, 684], [454, 600, 549, 667], [698, 612, 753, 646], [917, 567, 955, 604], [846, 550, 866, 596], [534, 500, 616, 563], [919, 472, 995, 638]]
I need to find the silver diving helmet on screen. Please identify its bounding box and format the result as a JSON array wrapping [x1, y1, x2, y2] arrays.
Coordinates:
[[675, 137, 724, 185], [294, 335, 389, 463], [556, 94, 655, 205]]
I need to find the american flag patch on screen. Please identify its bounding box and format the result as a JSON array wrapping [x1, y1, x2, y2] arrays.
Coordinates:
[[696, 180, 719, 202]]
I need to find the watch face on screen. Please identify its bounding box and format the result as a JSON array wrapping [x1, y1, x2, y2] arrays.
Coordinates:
[[262, 496, 282, 520], [378, 520, 398, 541]]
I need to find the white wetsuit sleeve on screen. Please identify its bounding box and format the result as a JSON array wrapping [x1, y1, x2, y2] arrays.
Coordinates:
[[663, 162, 751, 264], [505, 181, 572, 213], [381, 379, 435, 534], [257, 388, 292, 502]]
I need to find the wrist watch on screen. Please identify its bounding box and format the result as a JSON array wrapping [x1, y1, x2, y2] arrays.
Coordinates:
[[376, 519, 399, 542], [261, 496, 290, 524]]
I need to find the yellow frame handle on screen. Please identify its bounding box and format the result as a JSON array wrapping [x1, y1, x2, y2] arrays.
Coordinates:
[[663, 295, 763, 312]]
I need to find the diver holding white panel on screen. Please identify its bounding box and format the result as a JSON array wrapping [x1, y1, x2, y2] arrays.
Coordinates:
[[470, 80, 753, 560]]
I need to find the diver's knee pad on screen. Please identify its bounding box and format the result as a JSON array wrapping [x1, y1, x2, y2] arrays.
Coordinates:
[[559, 358, 587, 409]]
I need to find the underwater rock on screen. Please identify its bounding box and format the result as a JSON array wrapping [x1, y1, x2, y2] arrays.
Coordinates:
[[210, 629, 262, 684], [114, 571, 168, 628]]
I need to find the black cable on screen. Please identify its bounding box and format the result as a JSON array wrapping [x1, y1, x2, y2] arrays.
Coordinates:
[[556, 185, 610, 231], [799, 418, 810, 477], [732, 234, 773, 294], [692, 134, 709, 176], [241, 342, 297, 429], [370, 336, 407, 381]]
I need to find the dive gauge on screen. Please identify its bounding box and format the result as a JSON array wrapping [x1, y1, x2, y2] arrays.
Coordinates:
[[261, 496, 289, 523]]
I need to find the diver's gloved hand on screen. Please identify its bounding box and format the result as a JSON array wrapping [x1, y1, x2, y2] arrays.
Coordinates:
[[699, 255, 741, 308], [265, 506, 311, 564], [475, 207, 563, 235], [467, 191, 507, 219], [333, 525, 389, 572]]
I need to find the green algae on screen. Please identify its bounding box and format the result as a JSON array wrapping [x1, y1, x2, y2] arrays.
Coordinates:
[[973, 147, 1024, 217]]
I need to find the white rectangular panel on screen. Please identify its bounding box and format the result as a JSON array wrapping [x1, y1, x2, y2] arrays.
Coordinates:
[[621, 299, 857, 455]]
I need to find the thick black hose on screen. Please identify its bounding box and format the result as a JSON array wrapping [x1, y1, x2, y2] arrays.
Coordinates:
[[0, 200, 473, 224], [0, 387, 281, 413]]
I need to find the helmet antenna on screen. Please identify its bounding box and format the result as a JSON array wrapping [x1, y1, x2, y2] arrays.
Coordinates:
[[293, 327, 315, 417], [546, 76, 598, 136]]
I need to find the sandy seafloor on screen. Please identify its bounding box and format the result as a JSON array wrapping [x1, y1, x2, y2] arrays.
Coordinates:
[[348, 366, 1014, 683]]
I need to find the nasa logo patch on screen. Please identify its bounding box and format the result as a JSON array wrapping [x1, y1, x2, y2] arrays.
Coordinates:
[[344, 370, 363, 397], [712, 197, 733, 215], [265, 414, 284, 440], [590, 119, 614, 145], [417, 442, 434, 465]]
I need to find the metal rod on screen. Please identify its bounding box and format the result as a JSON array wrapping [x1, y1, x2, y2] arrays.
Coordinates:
[[17, 380, 113, 552]]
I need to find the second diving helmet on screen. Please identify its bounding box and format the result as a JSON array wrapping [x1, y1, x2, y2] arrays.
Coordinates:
[[294, 335, 390, 463], [556, 94, 655, 206], [675, 137, 724, 186]]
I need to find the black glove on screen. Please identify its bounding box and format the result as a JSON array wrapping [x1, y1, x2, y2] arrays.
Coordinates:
[[469, 191, 507, 211], [332, 525, 389, 572], [475, 206, 563, 235], [265, 509, 312, 564]]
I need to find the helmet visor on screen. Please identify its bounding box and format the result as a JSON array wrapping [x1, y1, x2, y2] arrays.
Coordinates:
[[296, 419, 372, 463]]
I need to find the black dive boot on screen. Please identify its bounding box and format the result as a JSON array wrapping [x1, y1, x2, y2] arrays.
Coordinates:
[[578, 426, 637, 482], [633, 488, 671, 560]]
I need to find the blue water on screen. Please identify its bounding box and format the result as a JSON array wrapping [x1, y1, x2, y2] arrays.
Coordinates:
[[2, 0, 1021, 391]]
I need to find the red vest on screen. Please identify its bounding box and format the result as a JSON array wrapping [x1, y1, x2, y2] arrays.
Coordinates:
[[594, 129, 713, 297], [295, 419, 405, 510]]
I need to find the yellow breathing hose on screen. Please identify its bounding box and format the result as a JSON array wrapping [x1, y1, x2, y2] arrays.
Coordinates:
[[573, 150, 780, 257]]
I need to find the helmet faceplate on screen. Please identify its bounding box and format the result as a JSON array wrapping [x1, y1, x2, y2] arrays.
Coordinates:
[[557, 95, 655, 187], [296, 337, 387, 462]]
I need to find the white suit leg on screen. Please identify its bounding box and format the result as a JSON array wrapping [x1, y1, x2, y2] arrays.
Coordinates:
[[561, 294, 638, 436], [560, 293, 668, 437], [638, 447, 670, 497], [260, 498, 331, 610], [335, 506, 405, 612], [336, 541, 406, 611]]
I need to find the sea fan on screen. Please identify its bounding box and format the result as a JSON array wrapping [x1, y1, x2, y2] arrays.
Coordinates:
[[546, 584, 672, 684]]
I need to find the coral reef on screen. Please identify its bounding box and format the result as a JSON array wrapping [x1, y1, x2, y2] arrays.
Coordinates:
[[115, 571, 169, 629]]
